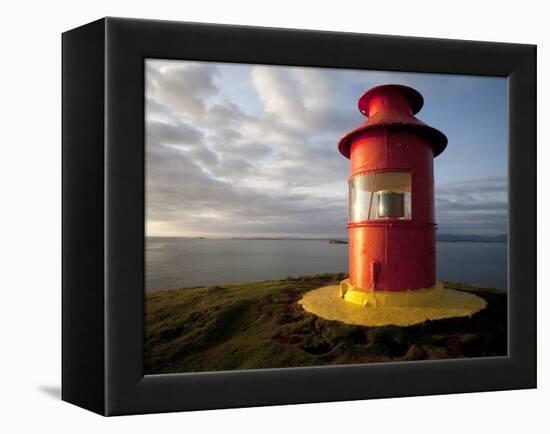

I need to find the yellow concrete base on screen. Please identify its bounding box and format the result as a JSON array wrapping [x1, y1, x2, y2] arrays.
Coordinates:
[[340, 279, 445, 307], [299, 283, 487, 327]]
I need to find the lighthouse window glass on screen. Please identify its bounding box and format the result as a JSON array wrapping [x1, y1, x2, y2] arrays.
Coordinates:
[[349, 172, 411, 221]]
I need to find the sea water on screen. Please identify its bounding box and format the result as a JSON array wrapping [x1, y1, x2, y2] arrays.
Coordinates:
[[146, 238, 507, 292]]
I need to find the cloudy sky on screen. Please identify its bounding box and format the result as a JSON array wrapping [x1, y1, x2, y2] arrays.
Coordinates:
[[145, 59, 507, 238]]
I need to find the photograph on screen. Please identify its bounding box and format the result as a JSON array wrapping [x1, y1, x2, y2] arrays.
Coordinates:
[[144, 60, 508, 374]]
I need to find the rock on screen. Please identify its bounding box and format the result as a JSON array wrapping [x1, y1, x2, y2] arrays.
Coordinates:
[[460, 333, 480, 345], [460, 333, 482, 356], [398, 344, 426, 361], [425, 346, 450, 359]]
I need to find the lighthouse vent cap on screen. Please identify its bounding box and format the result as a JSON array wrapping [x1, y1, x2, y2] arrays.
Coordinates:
[[337, 83, 448, 159], [358, 84, 424, 117]]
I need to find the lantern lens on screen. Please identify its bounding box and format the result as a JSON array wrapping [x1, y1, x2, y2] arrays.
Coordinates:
[[377, 190, 405, 218], [349, 172, 411, 222]]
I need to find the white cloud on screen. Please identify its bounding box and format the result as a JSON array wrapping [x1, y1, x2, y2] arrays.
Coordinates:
[[435, 177, 507, 235]]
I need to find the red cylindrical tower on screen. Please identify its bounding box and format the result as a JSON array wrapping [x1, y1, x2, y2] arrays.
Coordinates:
[[338, 84, 447, 303]]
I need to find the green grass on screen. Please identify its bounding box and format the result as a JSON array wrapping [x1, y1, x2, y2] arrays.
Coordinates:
[[145, 273, 507, 374]]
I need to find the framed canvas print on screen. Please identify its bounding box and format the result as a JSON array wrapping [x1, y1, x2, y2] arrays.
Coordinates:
[[62, 17, 536, 416]]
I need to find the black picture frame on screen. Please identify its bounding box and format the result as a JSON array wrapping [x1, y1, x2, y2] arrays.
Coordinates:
[[62, 17, 536, 416]]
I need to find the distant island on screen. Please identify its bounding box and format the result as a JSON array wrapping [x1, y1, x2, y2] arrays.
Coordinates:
[[329, 239, 348, 244]]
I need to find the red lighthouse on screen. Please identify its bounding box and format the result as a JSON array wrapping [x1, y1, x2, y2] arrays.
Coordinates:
[[338, 84, 448, 306], [300, 87, 484, 323]]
